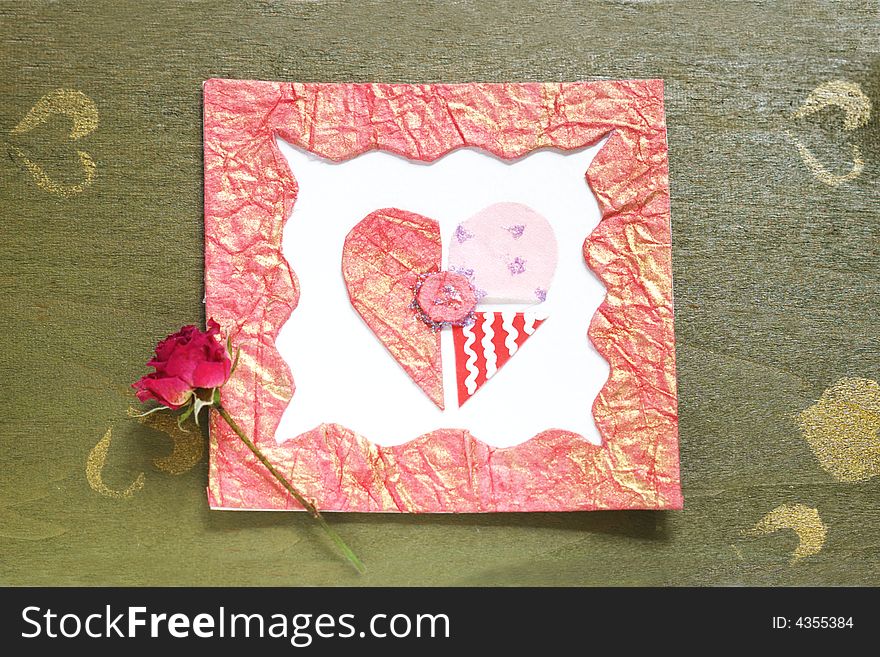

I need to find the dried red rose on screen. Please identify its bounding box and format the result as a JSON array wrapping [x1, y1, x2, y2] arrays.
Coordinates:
[[131, 318, 363, 572], [133, 319, 231, 409]]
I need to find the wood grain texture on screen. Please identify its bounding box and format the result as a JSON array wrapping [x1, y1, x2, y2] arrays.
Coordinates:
[[0, 0, 878, 585]]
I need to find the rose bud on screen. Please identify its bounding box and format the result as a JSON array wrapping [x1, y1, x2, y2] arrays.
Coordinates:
[[133, 319, 232, 409]]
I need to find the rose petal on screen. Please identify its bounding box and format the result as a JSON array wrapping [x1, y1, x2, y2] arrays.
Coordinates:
[[133, 374, 193, 408], [192, 359, 231, 389], [134, 375, 193, 409], [160, 346, 201, 385], [153, 335, 178, 362]]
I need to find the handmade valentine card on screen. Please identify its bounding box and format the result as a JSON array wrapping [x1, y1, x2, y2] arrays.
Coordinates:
[[203, 80, 681, 512]]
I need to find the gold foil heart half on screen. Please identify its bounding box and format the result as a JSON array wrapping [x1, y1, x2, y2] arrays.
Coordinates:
[[342, 208, 444, 409]]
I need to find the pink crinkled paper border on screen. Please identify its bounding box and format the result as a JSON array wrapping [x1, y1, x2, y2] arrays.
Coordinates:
[[204, 80, 681, 512]]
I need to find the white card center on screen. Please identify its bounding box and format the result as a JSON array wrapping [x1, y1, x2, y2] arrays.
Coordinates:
[[274, 138, 609, 447]]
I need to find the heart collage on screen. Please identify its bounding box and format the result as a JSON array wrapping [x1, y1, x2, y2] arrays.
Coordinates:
[[342, 202, 557, 410]]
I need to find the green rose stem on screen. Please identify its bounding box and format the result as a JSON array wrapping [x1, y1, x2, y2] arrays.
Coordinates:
[[214, 402, 366, 575]]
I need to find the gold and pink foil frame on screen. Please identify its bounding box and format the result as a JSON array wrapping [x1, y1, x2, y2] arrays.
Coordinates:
[[203, 80, 681, 512]]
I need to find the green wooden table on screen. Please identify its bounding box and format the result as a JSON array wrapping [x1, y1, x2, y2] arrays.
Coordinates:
[[1, 0, 878, 585]]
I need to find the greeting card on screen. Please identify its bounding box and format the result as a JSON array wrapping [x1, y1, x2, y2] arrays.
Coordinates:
[[203, 80, 681, 512]]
